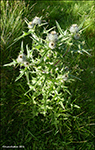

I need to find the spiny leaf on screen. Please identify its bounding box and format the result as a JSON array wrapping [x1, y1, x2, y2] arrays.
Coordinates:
[[21, 41, 24, 53], [15, 70, 25, 82], [56, 21, 64, 35], [3, 60, 17, 67], [82, 49, 91, 56]]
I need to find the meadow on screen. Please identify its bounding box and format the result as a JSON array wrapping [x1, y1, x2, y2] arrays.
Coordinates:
[[1, 0, 95, 150]]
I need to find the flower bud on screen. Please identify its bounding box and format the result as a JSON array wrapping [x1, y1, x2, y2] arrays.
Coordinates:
[[24, 61, 29, 67], [70, 24, 79, 33], [28, 17, 41, 29], [32, 16, 41, 25], [17, 53, 26, 63], [63, 74, 68, 81], [49, 41, 56, 49], [47, 31, 58, 42], [74, 33, 80, 40], [28, 22, 34, 29]]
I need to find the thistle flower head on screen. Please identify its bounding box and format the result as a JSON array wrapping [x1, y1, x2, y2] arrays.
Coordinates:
[[49, 41, 56, 49], [63, 74, 68, 81], [51, 31, 57, 35], [24, 61, 29, 67], [74, 33, 80, 40], [28, 16, 41, 29], [47, 30, 58, 42], [17, 53, 26, 63], [70, 24, 79, 33], [28, 21, 34, 29], [32, 16, 41, 25]]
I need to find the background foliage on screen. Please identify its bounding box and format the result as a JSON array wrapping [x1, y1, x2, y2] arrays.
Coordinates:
[[1, 0, 95, 150]]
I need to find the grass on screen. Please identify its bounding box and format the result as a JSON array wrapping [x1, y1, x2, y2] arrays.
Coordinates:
[[1, 0, 95, 150]]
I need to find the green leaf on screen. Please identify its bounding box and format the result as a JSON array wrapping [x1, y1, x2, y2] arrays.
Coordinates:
[[82, 49, 91, 56], [26, 44, 30, 58], [39, 22, 48, 27], [46, 26, 56, 33], [59, 36, 70, 42], [38, 49, 48, 65], [6, 31, 32, 49], [77, 50, 83, 55], [24, 77, 41, 95], [30, 35, 44, 46], [15, 70, 25, 82], [56, 21, 64, 35], [64, 89, 71, 95], [3, 60, 17, 67], [24, 18, 29, 25], [21, 41, 24, 53], [74, 104, 80, 109], [25, 71, 30, 84], [59, 101, 65, 109], [14, 31, 32, 41]]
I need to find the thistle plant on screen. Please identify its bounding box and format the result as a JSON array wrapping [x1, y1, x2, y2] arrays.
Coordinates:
[[4, 16, 91, 126]]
